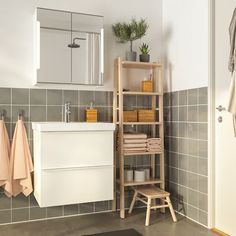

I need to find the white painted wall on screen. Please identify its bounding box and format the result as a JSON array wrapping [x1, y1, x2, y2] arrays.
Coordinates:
[[162, 0, 209, 92], [0, 0, 162, 90]]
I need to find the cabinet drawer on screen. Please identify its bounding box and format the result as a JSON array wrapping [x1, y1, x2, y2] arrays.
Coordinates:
[[37, 166, 113, 207], [37, 131, 114, 169]]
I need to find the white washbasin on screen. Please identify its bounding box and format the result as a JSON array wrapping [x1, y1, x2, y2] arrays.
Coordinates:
[[32, 122, 115, 132]]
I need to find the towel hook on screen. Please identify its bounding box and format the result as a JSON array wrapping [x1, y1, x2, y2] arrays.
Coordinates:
[[0, 110, 5, 121], [18, 112, 23, 121]]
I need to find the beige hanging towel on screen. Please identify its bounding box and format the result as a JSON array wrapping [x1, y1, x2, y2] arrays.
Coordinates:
[[0, 120, 10, 195], [5, 119, 34, 197], [227, 71, 236, 136]]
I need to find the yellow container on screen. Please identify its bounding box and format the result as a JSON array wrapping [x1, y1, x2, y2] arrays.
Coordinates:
[[138, 109, 155, 122], [86, 109, 97, 122], [141, 80, 153, 92]]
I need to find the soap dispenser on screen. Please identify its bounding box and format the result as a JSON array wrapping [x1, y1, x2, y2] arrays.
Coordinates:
[[86, 101, 98, 122]]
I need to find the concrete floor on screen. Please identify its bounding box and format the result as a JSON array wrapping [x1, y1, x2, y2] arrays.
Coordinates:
[[0, 210, 217, 236]]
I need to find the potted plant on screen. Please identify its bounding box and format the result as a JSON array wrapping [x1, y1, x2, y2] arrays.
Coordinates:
[[112, 18, 148, 61], [139, 43, 150, 62]]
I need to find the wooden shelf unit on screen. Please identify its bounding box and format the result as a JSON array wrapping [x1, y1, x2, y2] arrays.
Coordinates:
[[116, 122, 163, 125], [116, 178, 163, 187], [118, 91, 162, 96], [113, 57, 165, 219], [124, 151, 163, 156]]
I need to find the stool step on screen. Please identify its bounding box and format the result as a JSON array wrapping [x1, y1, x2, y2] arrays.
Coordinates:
[[136, 187, 170, 198], [129, 186, 177, 226]]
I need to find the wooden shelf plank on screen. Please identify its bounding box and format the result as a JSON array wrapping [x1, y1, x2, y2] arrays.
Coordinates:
[[124, 151, 163, 156], [117, 178, 162, 187], [116, 122, 162, 125], [122, 61, 162, 69], [117, 91, 163, 96], [116, 108, 159, 110]]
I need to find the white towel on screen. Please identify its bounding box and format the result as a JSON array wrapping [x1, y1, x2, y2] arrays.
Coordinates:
[[227, 71, 236, 136]]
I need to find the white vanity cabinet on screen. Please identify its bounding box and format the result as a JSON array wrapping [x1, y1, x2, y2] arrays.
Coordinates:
[[32, 122, 115, 208]]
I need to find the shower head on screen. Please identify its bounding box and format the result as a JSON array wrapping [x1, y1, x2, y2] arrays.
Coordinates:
[[68, 42, 80, 48], [68, 37, 86, 48]]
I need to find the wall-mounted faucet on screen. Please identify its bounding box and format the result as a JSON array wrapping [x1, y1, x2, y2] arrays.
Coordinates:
[[64, 103, 71, 123]]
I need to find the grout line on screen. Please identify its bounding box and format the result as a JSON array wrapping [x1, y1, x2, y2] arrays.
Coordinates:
[[168, 165, 208, 178], [46, 89, 48, 121], [176, 210, 208, 228], [165, 135, 208, 142], [10, 88, 12, 140], [62, 89, 64, 122], [164, 120, 208, 124], [164, 104, 208, 109], [171, 195, 208, 214], [168, 179, 208, 196], [28, 89, 31, 139], [0, 209, 112, 226], [165, 150, 208, 160]]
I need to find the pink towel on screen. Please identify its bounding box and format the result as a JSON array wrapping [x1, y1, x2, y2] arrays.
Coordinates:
[[147, 148, 162, 152], [147, 143, 161, 147], [124, 133, 147, 139], [147, 138, 161, 144], [5, 120, 34, 197], [124, 147, 147, 152], [0, 120, 10, 195]]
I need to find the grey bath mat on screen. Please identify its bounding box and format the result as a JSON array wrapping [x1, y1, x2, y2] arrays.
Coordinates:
[[83, 228, 142, 236]]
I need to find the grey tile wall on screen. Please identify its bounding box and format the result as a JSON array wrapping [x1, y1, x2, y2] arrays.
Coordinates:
[[164, 87, 208, 226], [0, 88, 113, 225], [0, 87, 208, 227]]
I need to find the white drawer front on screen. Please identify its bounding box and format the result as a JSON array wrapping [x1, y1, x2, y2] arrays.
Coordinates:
[[38, 166, 113, 207], [39, 131, 114, 169]]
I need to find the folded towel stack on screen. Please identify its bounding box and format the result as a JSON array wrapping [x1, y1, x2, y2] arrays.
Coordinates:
[[147, 138, 162, 152], [123, 133, 147, 153]]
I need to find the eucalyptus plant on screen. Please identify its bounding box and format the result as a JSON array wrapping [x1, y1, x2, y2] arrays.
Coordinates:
[[112, 18, 148, 52]]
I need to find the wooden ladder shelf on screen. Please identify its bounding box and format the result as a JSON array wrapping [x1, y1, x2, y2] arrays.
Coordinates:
[[113, 57, 165, 219]]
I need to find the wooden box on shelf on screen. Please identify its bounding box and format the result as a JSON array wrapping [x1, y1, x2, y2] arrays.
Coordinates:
[[141, 80, 153, 92], [138, 109, 155, 122], [124, 110, 138, 122]]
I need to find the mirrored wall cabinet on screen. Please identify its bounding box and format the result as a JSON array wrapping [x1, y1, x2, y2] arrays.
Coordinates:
[[36, 8, 104, 86]]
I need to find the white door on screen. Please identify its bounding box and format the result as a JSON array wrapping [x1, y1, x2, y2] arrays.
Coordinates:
[[214, 0, 236, 234]]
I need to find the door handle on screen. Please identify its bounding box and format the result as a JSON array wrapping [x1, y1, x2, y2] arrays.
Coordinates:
[[216, 105, 226, 112]]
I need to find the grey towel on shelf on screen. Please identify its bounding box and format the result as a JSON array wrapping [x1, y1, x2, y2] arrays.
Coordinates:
[[229, 8, 236, 73], [227, 72, 236, 136], [228, 8, 236, 136]]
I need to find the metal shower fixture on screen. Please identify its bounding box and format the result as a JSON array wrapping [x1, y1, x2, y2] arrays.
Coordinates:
[[68, 37, 86, 48]]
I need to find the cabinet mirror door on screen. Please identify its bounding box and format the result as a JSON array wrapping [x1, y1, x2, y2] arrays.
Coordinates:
[[36, 8, 104, 86]]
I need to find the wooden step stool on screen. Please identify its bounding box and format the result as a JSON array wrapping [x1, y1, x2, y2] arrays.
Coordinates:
[[128, 187, 177, 226]]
